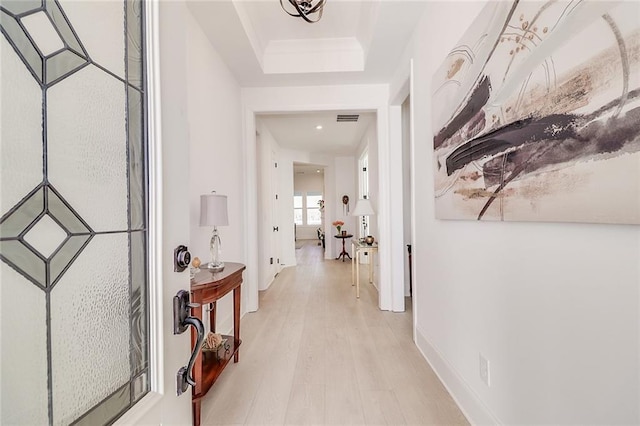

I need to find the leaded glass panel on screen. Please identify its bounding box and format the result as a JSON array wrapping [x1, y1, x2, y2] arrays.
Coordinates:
[[0, 1, 148, 424]]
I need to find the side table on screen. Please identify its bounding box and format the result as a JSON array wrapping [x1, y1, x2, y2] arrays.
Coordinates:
[[334, 234, 353, 261], [351, 240, 378, 298], [190, 262, 246, 426]]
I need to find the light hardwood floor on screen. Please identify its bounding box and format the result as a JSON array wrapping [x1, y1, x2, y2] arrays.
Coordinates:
[[200, 240, 468, 425]]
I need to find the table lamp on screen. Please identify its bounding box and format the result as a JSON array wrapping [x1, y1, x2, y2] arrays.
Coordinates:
[[351, 198, 375, 244], [200, 193, 229, 271]]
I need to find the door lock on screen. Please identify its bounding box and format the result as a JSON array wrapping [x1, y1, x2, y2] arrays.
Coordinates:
[[174, 245, 191, 272]]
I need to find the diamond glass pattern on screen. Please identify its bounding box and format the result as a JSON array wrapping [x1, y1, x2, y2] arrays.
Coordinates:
[[21, 11, 64, 56], [22, 213, 67, 258], [0, 185, 92, 288], [0, 0, 89, 86], [1, 0, 148, 423]]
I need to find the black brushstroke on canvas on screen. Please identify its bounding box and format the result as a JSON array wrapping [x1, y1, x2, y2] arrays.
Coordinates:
[[434, 76, 492, 149], [477, 104, 640, 219], [445, 114, 576, 175]]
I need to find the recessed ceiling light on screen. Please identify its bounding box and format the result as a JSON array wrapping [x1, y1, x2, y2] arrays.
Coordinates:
[[316, 125, 323, 130]]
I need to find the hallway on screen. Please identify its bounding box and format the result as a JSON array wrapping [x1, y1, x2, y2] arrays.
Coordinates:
[[200, 241, 468, 425]]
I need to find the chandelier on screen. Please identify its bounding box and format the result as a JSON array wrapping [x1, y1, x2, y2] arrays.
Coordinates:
[[280, 0, 326, 23]]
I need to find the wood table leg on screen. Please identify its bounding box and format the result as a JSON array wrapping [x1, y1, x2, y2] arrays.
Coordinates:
[[209, 301, 216, 332], [369, 251, 374, 283], [233, 286, 241, 363], [192, 400, 201, 426], [356, 255, 360, 298], [351, 241, 355, 286]]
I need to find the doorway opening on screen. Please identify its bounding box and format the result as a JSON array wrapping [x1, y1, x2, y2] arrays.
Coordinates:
[[294, 163, 326, 262]]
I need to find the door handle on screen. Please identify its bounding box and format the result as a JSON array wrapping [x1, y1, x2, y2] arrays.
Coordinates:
[[173, 290, 205, 396]]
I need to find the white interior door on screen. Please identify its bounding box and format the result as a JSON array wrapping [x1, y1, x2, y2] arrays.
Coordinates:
[[271, 150, 282, 273]]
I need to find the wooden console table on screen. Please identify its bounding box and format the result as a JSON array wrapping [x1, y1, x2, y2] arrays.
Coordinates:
[[190, 262, 246, 426]]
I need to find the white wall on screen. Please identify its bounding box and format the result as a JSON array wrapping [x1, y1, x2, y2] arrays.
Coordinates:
[[354, 121, 380, 280], [185, 8, 245, 333], [393, 2, 640, 424], [401, 97, 412, 297], [241, 84, 400, 309], [332, 156, 357, 258]]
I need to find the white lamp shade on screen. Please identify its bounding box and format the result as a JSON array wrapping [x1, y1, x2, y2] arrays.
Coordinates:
[[200, 194, 229, 226], [351, 198, 375, 216]]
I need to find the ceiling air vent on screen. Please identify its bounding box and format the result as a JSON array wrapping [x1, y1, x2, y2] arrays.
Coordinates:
[[336, 114, 359, 122]]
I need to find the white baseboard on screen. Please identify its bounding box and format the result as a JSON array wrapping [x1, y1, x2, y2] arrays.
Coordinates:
[[415, 327, 501, 425]]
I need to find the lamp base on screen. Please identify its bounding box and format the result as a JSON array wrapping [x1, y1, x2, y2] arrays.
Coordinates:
[[206, 262, 225, 272]]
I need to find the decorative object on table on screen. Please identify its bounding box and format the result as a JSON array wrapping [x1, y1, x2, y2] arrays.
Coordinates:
[[352, 198, 376, 242], [332, 220, 344, 234], [200, 192, 229, 271], [364, 236, 375, 245], [190, 257, 201, 279], [432, 1, 640, 224], [342, 195, 350, 215], [280, 0, 326, 24], [202, 332, 225, 351], [341, 230, 347, 236]]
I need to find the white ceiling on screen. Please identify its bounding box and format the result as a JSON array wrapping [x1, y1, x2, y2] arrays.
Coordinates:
[[258, 111, 375, 155], [187, 0, 427, 87], [187, 0, 421, 155]]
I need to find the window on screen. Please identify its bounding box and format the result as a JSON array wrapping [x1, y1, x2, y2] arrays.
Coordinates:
[[293, 191, 323, 226], [306, 192, 322, 225], [294, 192, 303, 225]]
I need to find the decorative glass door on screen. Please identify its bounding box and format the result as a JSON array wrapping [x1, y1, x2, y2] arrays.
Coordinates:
[[0, 0, 149, 424]]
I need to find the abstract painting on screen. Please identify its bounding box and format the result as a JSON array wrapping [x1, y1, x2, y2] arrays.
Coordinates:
[[432, 0, 640, 224]]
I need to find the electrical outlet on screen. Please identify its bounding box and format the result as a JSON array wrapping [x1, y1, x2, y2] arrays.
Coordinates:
[[479, 354, 490, 387]]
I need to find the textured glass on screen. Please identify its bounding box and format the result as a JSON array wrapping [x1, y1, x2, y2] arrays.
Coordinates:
[[57, 0, 125, 79], [0, 187, 44, 239], [0, 263, 48, 425], [0, 36, 43, 216], [132, 371, 148, 402], [2, 0, 147, 422], [23, 213, 67, 258], [130, 231, 147, 375], [72, 384, 130, 426], [48, 65, 128, 232], [128, 87, 145, 230], [45, 0, 84, 56], [47, 187, 91, 234], [49, 234, 91, 286], [0, 240, 46, 287], [1, 0, 43, 16], [46, 49, 87, 85], [52, 234, 130, 425], [126, 0, 143, 89], [21, 11, 64, 56], [0, 10, 43, 82]]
